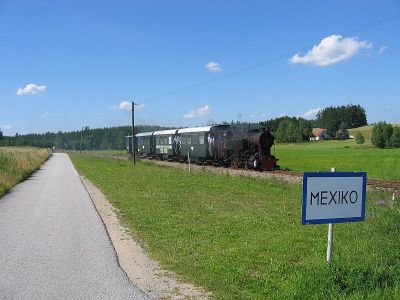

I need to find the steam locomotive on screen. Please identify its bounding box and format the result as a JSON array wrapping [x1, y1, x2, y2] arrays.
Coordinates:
[[126, 125, 278, 170]]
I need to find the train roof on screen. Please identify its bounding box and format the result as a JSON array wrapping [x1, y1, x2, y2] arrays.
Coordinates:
[[177, 126, 213, 134], [152, 129, 178, 135], [136, 131, 154, 137], [177, 125, 233, 134]]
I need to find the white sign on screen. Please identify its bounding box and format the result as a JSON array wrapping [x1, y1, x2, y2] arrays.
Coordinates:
[[302, 172, 367, 224]]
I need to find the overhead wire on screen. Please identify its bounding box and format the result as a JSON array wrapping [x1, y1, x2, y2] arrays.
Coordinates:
[[142, 12, 400, 102]]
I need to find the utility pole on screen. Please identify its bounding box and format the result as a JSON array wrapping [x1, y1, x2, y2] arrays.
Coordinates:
[[80, 126, 83, 154], [131, 101, 138, 165]]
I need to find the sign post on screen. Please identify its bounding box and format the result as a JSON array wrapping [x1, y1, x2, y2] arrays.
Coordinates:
[[302, 170, 367, 264], [326, 167, 335, 264]]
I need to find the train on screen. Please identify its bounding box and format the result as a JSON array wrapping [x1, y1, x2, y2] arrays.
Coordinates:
[[126, 124, 279, 170]]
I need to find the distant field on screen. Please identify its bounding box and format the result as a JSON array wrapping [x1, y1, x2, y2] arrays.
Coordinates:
[[0, 147, 51, 197], [348, 124, 400, 140], [70, 154, 400, 299], [276, 139, 400, 181], [348, 125, 374, 140]]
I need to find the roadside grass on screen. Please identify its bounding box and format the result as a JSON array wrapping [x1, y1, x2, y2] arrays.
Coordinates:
[[0, 147, 51, 197], [276, 139, 400, 181], [70, 154, 400, 299]]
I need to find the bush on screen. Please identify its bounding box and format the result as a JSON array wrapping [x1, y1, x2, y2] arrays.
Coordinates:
[[355, 132, 365, 144], [390, 127, 400, 148], [371, 122, 393, 148]]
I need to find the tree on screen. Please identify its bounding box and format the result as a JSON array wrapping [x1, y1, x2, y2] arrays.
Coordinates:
[[54, 131, 65, 149], [390, 127, 400, 148], [338, 122, 349, 140], [0, 129, 3, 140], [371, 122, 393, 148], [355, 132, 365, 144], [316, 104, 367, 138]]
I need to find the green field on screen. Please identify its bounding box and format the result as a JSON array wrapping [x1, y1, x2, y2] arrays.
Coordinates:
[[70, 154, 400, 299], [0, 147, 51, 197], [276, 139, 400, 181]]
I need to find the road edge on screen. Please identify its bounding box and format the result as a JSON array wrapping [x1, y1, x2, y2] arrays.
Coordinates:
[[79, 175, 212, 300]]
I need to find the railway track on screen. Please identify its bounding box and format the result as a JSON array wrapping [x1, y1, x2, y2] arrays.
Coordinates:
[[273, 169, 400, 190], [367, 179, 400, 190], [77, 152, 400, 191]]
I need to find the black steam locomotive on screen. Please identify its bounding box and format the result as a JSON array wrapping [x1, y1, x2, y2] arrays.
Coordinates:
[[127, 125, 278, 170]]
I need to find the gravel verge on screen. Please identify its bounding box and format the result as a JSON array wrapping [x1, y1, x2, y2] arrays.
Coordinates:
[[147, 159, 302, 184]]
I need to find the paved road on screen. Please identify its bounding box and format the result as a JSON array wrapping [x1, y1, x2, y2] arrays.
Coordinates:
[[0, 153, 146, 299]]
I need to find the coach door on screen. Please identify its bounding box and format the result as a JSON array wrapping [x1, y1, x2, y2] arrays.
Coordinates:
[[216, 131, 225, 160]]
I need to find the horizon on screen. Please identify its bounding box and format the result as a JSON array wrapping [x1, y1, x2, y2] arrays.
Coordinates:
[[1, 1, 399, 135]]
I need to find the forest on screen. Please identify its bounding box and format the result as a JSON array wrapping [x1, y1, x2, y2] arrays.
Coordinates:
[[0, 104, 371, 149]]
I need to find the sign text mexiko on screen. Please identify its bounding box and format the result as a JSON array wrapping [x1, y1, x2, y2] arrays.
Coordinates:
[[302, 172, 367, 225]]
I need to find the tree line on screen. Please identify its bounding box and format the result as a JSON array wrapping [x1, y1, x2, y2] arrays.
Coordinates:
[[1, 104, 386, 148], [0, 125, 169, 150], [315, 104, 367, 138]]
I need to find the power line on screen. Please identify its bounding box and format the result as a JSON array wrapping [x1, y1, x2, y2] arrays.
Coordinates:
[[142, 12, 400, 102]]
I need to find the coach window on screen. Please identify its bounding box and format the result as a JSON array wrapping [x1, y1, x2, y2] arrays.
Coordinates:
[[187, 136, 192, 144], [199, 134, 205, 144], [181, 137, 186, 144], [192, 134, 198, 145], [169, 136, 172, 144]]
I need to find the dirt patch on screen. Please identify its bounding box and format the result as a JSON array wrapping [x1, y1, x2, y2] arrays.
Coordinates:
[[80, 176, 212, 300]]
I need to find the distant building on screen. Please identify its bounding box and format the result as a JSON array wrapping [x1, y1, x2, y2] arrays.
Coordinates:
[[310, 128, 330, 141]]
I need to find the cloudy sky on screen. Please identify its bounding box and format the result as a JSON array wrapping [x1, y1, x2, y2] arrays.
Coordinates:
[[1, 1, 399, 135]]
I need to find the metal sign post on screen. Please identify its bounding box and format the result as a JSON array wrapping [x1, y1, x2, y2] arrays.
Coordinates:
[[327, 167, 335, 264]]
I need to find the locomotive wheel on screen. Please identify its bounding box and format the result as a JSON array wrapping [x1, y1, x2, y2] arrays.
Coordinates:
[[232, 160, 239, 169]]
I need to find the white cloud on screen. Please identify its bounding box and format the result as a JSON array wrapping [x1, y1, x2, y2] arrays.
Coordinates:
[[303, 108, 322, 119], [184, 104, 212, 119], [0, 124, 12, 130], [40, 112, 49, 119], [261, 112, 267, 118], [112, 101, 144, 110], [16, 83, 46, 96], [290, 35, 372, 66], [205, 61, 222, 73], [249, 113, 256, 118], [379, 46, 387, 55]]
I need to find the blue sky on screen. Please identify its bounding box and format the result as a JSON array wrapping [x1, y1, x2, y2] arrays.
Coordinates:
[[1, 0, 399, 135]]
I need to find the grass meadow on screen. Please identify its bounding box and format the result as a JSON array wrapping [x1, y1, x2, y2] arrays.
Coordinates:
[[70, 154, 400, 299], [276, 139, 400, 181], [0, 147, 51, 197]]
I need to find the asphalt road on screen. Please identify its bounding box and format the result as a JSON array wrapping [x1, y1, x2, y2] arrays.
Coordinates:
[[0, 153, 146, 299]]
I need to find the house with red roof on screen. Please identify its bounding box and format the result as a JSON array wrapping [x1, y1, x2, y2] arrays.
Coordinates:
[[310, 128, 330, 141]]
